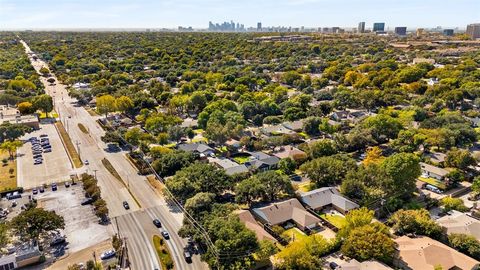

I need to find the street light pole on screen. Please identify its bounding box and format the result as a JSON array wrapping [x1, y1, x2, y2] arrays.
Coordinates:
[[93, 169, 98, 180]]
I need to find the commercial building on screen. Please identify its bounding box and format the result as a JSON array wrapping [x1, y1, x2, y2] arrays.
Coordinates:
[[395, 27, 407, 36], [257, 22, 262, 31], [466, 23, 480, 39], [0, 105, 39, 129], [373, 22, 385, 32], [358, 22, 365, 33], [443, 29, 454, 36]]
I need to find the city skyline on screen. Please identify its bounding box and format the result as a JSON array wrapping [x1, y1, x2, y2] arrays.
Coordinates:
[[0, 0, 479, 29]]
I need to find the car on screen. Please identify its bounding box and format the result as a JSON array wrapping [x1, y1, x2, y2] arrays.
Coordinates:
[[329, 262, 339, 269], [50, 236, 66, 246], [81, 198, 94, 205], [153, 219, 162, 228], [64, 182, 70, 188], [122, 201, 129, 210], [32, 188, 38, 195], [161, 230, 170, 240], [184, 250, 192, 263], [44, 149, 52, 153], [84, 160, 89, 165], [39, 186, 45, 193], [100, 250, 116, 260], [40, 134, 48, 138], [52, 183, 58, 191], [34, 161, 42, 165]]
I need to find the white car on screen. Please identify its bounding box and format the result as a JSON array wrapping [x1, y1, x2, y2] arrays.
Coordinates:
[[100, 249, 116, 260], [84, 160, 89, 165]]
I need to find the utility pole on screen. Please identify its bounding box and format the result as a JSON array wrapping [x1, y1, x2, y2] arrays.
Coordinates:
[[93, 169, 98, 180]]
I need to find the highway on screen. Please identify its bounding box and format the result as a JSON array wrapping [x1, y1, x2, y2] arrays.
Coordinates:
[[20, 39, 208, 270]]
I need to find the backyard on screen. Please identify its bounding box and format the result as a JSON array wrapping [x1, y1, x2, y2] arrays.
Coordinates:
[[320, 213, 347, 229], [280, 227, 307, 242], [0, 151, 16, 191], [418, 176, 447, 190]]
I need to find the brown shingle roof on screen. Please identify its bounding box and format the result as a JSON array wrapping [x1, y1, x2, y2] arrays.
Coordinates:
[[237, 210, 276, 242], [252, 198, 320, 228], [395, 236, 479, 270]]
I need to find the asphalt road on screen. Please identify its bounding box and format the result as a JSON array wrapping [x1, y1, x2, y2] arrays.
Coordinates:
[[20, 40, 208, 270]]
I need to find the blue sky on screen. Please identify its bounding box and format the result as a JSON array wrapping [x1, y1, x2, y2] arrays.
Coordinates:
[[0, 0, 478, 29]]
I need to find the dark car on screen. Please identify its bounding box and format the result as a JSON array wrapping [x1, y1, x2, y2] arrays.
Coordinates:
[[123, 201, 130, 210], [64, 181, 70, 188], [32, 188, 38, 195], [184, 249, 192, 263], [329, 262, 339, 269], [81, 198, 94, 205], [50, 236, 66, 246], [39, 186, 45, 193], [51, 183, 57, 191], [153, 219, 162, 228]]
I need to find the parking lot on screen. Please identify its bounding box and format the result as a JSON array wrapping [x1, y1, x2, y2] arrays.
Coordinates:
[[17, 123, 73, 189]]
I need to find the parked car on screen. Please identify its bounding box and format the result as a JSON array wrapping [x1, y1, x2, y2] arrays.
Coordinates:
[[81, 198, 94, 205], [50, 236, 66, 246], [65, 182, 70, 188], [122, 201, 129, 210], [39, 186, 45, 193], [153, 219, 162, 228], [32, 188, 38, 195], [52, 183, 58, 191], [184, 249, 192, 263], [100, 250, 116, 260], [84, 160, 89, 165]]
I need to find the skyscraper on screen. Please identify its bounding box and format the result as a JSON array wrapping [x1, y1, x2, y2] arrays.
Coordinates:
[[358, 22, 365, 33], [373, 22, 385, 32], [466, 23, 480, 39], [395, 27, 407, 36], [257, 22, 262, 31], [443, 29, 454, 36]]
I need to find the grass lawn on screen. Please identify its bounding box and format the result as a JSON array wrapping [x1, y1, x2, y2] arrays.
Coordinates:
[[233, 156, 250, 164], [162, 143, 177, 148], [193, 129, 204, 134], [55, 122, 83, 168], [0, 151, 17, 191], [297, 181, 313, 192], [281, 227, 308, 242], [320, 213, 347, 229], [153, 235, 174, 270], [86, 108, 99, 116], [192, 137, 208, 143], [78, 123, 89, 134], [297, 132, 310, 139], [418, 176, 446, 190], [38, 111, 59, 119]]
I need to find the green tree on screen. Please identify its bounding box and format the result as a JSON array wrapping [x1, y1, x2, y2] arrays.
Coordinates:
[[0, 123, 31, 143], [278, 157, 296, 175], [96, 94, 116, 118], [152, 150, 196, 177], [17, 101, 34, 114], [388, 209, 442, 238], [10, 208, 65, 241], [341, 223, 395, 264], [33, 94, 53, 116], [274, 235, 331, 270], [445, 149, 476, 170], [448, 233, 480, 260], [0, 140, 23, 159], [440, 197, 469, 212], [338, 207, 375, 239], [306, 139, 338, 158], [115, 95, 134, 114], [381, 153, 420, 197], [300, 155, 356, 187]]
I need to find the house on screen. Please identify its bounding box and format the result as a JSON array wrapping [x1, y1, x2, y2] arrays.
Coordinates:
[[465, 116, 480, 127], [330, 109, 370, 123], [394, 236, 479, 270], [237, 210, 277, 242], [252, 198, 321, 231], [273, 146, 307, 161], [337, 259, 392, 270], [436, 210, 480, 240], [282, 120, 304, 132], [180, 118, 198, 129], [245, 151, 280, 171], [177, 143, 215, 157], [15, 243, 42, 268], [209, 157, 249, 176], [259, 124, 296, 136], [423, 152, 447, 164], [225, 139, 242, 149], [298, 187, 359, 215], [420, 162, 449, 181]]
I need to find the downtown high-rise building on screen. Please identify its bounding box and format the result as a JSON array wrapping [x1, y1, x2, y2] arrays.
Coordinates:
[[358, 22, 365, 33], [395, 27, 407, 36], [373, 22, 385, 32], [257, 22, 262, 31], [443, 29, 454, 36], [466, 23, 480, 39]]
